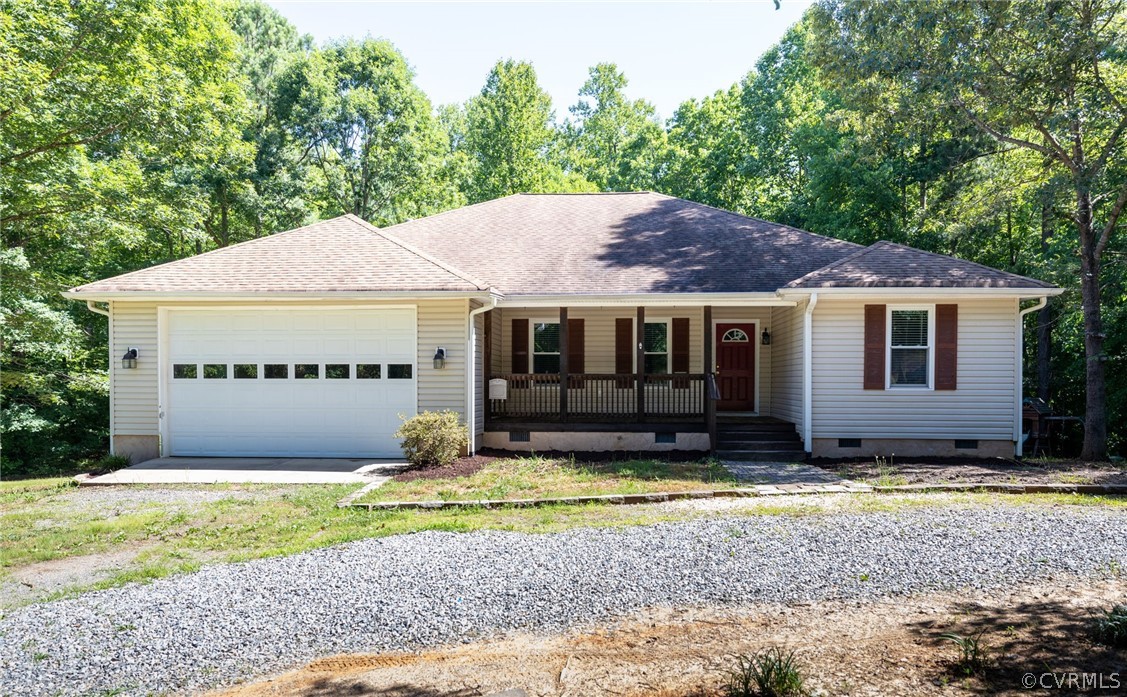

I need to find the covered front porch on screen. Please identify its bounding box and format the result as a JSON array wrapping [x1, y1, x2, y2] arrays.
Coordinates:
[[476, 300, 806, 454]]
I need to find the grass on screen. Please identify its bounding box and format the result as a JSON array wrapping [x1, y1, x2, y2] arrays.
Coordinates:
[[356, 455, 738, 503], [725, 647, 808, 697], [2, 471, 1125, 608]]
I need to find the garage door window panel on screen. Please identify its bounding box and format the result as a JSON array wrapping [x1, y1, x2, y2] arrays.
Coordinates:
[[388, 364, 413, 379], [203, 364, 227, 379], [234, 364, 258, 379], [264, 364, 288, 379], [326, 364, 350, 379], [357, 364, 381, 379], [295, 364, 319, 379], [173, 364, 197, 379]]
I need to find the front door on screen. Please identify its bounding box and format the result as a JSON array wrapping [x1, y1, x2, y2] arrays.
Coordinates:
[[715, 323, 756, 411]]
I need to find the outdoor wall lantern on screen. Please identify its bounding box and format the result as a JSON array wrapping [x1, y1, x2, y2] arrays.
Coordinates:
[[760, 330, 772, 346], [433, 347, 447, 370], [121, 347, 139, 369]]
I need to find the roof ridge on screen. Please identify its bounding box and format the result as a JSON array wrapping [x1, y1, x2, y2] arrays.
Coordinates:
[[646, 192, 867, 252], [343, 214, 492, 291], [783, 243, 881, 288], [68, 216, 349, 292]]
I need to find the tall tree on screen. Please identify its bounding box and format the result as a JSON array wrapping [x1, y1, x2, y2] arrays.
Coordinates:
[[811, 0, 1127, 460], [463, 59, 589, 201], [564, 63, 666, 191], [274, 38, 458, 225]]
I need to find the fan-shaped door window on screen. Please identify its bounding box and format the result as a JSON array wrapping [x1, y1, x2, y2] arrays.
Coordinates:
[[721, 328, 750, 342]]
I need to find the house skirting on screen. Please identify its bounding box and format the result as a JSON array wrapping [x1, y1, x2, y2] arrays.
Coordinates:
[[812, 438, 1012, 459], [113, 435, 161, 464], [482, 431, 710, 453]]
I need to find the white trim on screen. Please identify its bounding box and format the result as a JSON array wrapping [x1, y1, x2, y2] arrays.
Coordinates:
[[108, 302, 116, 455], [885, 305, 935, 391], [529, 318, 563, 374], [159, 304, 419, 458], [63, 291, 493, 301], [779, 287, 1064, 299], [711, 318, 761, 415], [1015, 296, 1048, 457], [466, 298, 496, 456], [803, 294, 818, 452], [499, 293, 797, 308]]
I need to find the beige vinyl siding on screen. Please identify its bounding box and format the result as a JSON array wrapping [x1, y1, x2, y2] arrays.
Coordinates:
[[810, 297, 1017, 440], [108, 299, 471, 445], [110, 302, 160, 436], [769, 300, 805, 429]]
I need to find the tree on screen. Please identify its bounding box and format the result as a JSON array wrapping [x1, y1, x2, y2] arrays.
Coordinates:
[[810, 0, 1127, 460], [463, 59, 590, 201], [564, 63, 667, 191], [274, 38, 459, 225]]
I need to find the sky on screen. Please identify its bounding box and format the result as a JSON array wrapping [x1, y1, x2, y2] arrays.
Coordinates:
[[265, 1, 814, 120]]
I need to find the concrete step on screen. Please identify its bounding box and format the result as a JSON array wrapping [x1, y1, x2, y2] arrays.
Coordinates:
[[716, 439, 804, 450], [716, 449, 808, 462], [716, 424, 796, 434]]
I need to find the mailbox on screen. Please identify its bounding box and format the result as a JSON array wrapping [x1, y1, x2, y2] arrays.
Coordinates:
[[489, 378, 508, 400]]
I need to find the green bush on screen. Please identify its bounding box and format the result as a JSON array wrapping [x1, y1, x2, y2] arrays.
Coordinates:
[[725, 647, 808, 697], [940, 630, 991, 675], [91, 453, 131, 474], [1093, 604, 1127, 647], [395, 410, 468, 467]]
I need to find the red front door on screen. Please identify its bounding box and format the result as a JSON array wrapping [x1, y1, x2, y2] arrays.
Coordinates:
[[715, 323, 756, 411]]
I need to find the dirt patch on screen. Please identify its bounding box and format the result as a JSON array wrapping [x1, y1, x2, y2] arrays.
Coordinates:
[[392, 455, 498, 483], [2, 547, 149, 606], [209, 578, 1126, 697], [815, 457, 1127, 487]]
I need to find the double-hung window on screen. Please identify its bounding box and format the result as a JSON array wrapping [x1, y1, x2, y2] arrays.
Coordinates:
[[532, 322, 561, 374], [888, 307, 932, 388], [643, 321, 669, 374]]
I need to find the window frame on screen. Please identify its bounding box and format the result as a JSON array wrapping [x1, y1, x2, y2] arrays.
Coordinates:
[[886, 304, 934, 390], [639, 318, 672, 375], [529, 319, 562, 375]]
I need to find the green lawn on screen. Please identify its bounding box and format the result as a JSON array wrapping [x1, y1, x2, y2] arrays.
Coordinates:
[[357, 456, 739, 504], [2, 473, 1124, 608]]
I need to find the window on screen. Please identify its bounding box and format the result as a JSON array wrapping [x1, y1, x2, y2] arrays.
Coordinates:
[[532, 322, 560, 374], [234, 364, 258, 379], [295, 364, 319, 379], [889, 307, 932, 388], [264, 364, 288, 379], [203, 364, 227, 379], [173, 364, 197, 379], [643, 321, 669, 374], [388, 364, 413, 379], [721, 328, 749, 342], [356, 364, 381, 379], [325, 364, 350, 379]]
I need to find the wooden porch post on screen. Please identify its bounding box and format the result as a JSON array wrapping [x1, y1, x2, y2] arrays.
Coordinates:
[[559, 307, 568, 421], [636, 306, 645, 422], [703, 305, 716, 453]]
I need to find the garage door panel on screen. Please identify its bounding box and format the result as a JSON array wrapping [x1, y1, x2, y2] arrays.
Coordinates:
[[167, 308, 416, 458]]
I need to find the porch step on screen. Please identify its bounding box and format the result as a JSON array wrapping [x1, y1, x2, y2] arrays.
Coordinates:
[[716, 439, 805, 450], [715, 423, 796, 434], [716, 449, 808, 463]]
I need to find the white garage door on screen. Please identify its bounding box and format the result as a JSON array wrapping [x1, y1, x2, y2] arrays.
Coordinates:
[[166, 308, 416, 457]]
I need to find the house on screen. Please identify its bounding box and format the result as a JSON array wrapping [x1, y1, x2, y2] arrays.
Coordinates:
[[65, 192, 1061, 464]]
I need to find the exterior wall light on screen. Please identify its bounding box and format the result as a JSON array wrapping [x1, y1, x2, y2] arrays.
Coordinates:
[[122, 347, 139, 369], [433, 347, 446, 370], [761, 330, 771, 346]]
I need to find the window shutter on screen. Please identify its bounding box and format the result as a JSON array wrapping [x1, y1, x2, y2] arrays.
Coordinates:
[[615, 317, 633, 387], [671, 318, 690, 373], [863, 304, 886, 390], [935, 304, 957, 390], [511, 318, 529, 373], [568, 318, 585, 387]]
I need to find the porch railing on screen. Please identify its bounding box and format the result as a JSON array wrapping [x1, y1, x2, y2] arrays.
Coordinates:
[[489, 373, 707, 422]]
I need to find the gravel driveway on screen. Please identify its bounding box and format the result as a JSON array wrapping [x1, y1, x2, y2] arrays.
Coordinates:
[[1, 505, 1124, 696]]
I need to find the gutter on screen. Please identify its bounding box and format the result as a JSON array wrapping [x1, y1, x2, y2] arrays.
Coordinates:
[[84, 300, 110, 317], [1014, 296, 1048, 458], [466, 296, 499, 455], [803, 293, 818, 452]]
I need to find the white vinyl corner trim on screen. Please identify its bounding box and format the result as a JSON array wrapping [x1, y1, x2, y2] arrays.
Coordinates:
[[466, 297, 497, 455], [1015, 296, 1048, 457], [803, 293, 818, 452]]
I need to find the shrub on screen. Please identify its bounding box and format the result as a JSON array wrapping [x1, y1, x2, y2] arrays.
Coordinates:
[[1093, 604, 1127, 647], [90, 453, 131, 474], [939, 630, 991, 675], [725, 646, 808, 697], [395, 410, 468, 467]]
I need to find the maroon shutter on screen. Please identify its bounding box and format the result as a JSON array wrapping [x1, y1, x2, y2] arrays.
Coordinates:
[[935, 304, 958, 390], [615, 317, 633, 387], [568, 318, 585, 387], [863, 304, 886, 390], [671, 317, 690, 388], [512, 318, 529, 374]]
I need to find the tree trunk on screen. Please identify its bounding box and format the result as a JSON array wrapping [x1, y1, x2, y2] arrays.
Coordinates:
[[1076, 186, 1108, 461], [1036, 202, 1052, 404]]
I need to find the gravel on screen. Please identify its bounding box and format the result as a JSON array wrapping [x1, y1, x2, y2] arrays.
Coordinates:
[[1, 505, 1124, 696]]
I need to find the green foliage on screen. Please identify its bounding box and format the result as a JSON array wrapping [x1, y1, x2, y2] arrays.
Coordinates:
[[394, 411, 469, 467], [724, 647, 808, 697], [1092, 604, 1127, 648], [939, 631, 992, 676]]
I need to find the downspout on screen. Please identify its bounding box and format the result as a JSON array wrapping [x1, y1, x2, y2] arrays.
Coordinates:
[[86, 300, 109, 317], [466, 296, 498, 456], [1014, 296, 1048, 458], [802, 293, 818, 453]]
